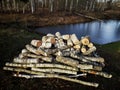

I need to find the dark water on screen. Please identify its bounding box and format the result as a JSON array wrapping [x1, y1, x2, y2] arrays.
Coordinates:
[[35, 20, 120, 44]]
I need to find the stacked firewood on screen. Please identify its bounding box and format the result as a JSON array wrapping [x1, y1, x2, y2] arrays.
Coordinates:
[[3, 32, 112, 87]]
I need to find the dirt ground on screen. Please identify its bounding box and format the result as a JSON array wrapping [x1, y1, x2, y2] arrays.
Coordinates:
[[0, 27, 120, 90]]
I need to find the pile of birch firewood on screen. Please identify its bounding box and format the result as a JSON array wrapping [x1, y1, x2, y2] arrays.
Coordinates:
[[3, 32, 112, 87]]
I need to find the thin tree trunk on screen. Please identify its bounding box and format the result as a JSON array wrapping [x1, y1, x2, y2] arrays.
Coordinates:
[[65, 0, 68, 11], [30, 0, 35, 13], [70, 0, 73, 12]]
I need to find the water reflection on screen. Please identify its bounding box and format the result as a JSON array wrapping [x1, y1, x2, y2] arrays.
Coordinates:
[[35, 20, 120, 44]]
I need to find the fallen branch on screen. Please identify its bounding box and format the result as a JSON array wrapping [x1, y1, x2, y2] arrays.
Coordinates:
[[81, 69, 112, 78], [4, 67, 99, 87], [31, 68, 77, 75], [75, 12, 103, 22]]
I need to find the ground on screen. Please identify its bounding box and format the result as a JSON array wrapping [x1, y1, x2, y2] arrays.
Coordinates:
[[0, 26, 120, 90]]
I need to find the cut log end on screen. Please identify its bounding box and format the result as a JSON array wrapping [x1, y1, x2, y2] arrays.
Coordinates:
[[81, 37, 90, 45]]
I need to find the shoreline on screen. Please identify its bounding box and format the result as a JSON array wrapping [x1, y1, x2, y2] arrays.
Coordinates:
[[0, 10, 120, 27]]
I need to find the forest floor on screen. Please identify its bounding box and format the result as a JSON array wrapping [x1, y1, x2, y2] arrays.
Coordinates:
[[0, 27, 120, 90], [0, 10, 120, 27]]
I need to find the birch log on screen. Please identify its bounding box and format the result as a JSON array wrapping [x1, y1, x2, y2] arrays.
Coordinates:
[[13, 73, 87, 79], [70, 53, 103, 67], [47, 33, 54, 37], [21, 53, 52, 62], [26, 44, 47, 56], [21, 49, 28, 54], [5, 63, 78, 71], [19, 53, 25, 59], [62, 35, 70, 40], [88, 43, 93, 48], [56, 56, 79, 67], [83, 56, 104, 63], [31, 68, 77, 75], [42, 36, 48, 42], [81, 46, 87, 53], [70, 34, 80, 45], [56, 56, 94, 70], [55, 32, 61, 38], [44, 42, 52, 48], [83, 46, 96, 55], [67, 38, 73, 46], [13, 73, 98, 87], [3, 67, 99, 87], [46, 37, 56, 44], [81, 37, 90, 45], [57, 39, 66, 48], [73, 45, 81, 50], [31, 40, 42, 47], [81, 69, 112, 78], [77, 64, 93, 70], [13, 58, 39, 63]]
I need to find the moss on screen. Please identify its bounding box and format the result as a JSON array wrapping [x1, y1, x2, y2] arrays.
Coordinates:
[[98, 41, 120, 53]]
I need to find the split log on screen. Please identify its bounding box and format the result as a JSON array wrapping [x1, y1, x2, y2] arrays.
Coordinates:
[[67, 38, 73, 46], [81, 36, 90, 45], [70, 34, 80, 45], [73, 45, 81, 50], [83, 46, 96, 55], [4, 67, 99, 87], [5, 63, 78, 71], [55, 32, 61, 38], [31, 68, 77, 75], [57, 39, 66, 48], [88, 43, 94, 48], [62, 35, 70, 40], [13, 58, 39, 63], [42, 36, 48, 42], [44, 42, 52, 48], [81, 46, 87, 53], [46, 37, 56, 44], [80, 69, 112, 78], [25, 44, 47, 56], [31, 40, 42, 47]]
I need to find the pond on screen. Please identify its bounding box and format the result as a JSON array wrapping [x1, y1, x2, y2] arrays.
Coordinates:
[[35, 20, 120, 44]]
